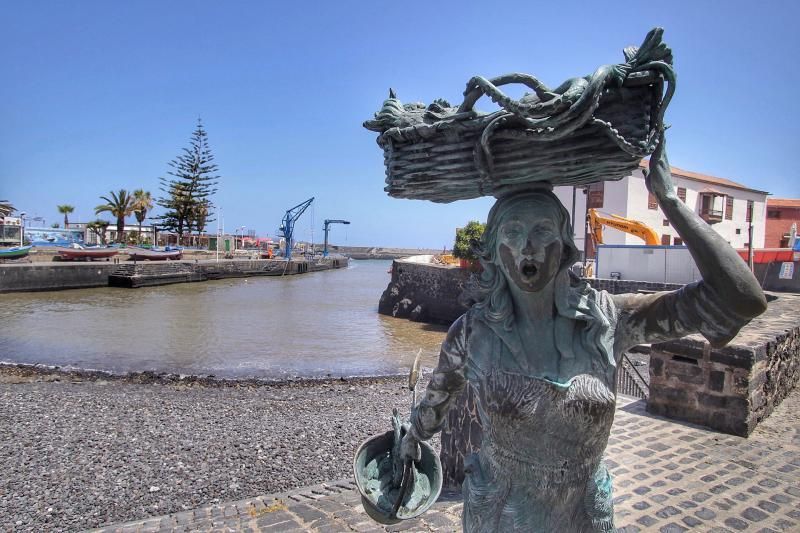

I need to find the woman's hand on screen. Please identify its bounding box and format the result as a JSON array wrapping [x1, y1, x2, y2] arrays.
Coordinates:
[[393, 431, 421, 487], [645, 131, 677, 202], [400, 431, 421, 463]]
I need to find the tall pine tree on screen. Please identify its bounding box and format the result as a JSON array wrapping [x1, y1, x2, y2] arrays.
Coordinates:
[[158, 119, 219, 243]]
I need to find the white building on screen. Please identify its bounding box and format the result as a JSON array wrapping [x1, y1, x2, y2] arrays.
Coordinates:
[[554, 162, 768, 259]]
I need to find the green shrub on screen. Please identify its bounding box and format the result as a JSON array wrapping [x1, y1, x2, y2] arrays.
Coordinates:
[[453, 220, 485, 260]]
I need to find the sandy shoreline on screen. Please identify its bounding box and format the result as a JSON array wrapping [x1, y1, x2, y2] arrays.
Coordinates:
[[0, 364, 431, 532]]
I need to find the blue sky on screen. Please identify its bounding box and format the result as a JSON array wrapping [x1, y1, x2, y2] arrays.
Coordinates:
[[2, 1, 798, 248]]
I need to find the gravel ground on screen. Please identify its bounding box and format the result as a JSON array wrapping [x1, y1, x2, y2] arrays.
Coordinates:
[[0, 367, 430, 532]]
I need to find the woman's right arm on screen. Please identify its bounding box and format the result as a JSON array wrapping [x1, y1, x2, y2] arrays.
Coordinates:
[[400, 314, 468, 461]]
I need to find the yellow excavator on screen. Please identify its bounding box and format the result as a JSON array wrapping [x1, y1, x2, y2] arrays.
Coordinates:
[[588, 208, 661, 246]]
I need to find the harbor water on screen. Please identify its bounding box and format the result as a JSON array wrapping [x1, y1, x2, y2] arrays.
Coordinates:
[[0, 260, 447, 379]]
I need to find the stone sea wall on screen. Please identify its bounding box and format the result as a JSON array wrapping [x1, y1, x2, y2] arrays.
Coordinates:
[[1, 257, 349, 293], [0, 263, 117, 292], [378, 257, 472, 325], [325, 246, 443, 260]]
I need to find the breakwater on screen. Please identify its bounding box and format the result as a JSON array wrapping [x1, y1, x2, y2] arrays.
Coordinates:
[[0, 256, 348, 293], [20, 246, 444, 263], [326, 246, 443, 260]]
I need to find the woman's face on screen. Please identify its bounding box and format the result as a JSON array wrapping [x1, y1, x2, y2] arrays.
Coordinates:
[[495, 203, 563, 292]]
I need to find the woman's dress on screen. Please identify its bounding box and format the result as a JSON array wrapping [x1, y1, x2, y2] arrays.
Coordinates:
[[408, 279, 751, 532]]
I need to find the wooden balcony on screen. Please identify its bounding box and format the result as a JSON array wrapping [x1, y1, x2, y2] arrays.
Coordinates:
[[700, 208, 723, 224], [699, 191, 724, 224]]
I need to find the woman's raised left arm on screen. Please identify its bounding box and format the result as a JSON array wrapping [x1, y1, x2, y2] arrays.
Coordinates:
[[646, 133, 767, 320], [612, 133, 767, 353]]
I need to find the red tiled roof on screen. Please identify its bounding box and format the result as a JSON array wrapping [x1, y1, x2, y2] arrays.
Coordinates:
[[639, 161, 768, 194], [767, 198, 800, 208]]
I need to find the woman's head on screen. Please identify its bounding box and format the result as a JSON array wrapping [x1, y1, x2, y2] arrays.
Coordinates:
[[470, 189, 580, 327], [468, 189, 614, 370], [478, 190, 579, 289]]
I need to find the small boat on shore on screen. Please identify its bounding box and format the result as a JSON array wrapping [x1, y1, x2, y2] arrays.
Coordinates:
[[0, 245, 32, 262], [126, 247, 182, 261], [56, 245, 119, 261]]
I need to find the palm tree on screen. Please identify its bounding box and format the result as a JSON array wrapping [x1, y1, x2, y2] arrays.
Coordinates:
[[86, 220, 110, 246], [132, 189, 153, 244], [0, 200, 15, 217], [57, 204, 74, 228], [95, 189, 135, 243]]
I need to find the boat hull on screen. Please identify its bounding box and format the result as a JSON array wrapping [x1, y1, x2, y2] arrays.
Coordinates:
[[56, 248, 119, 261], [126, 248, 182, 261], [0, 246, 32, 260]]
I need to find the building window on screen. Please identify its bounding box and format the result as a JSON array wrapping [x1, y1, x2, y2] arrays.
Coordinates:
[[725, 196, 733, 220], [699, 193, 724, 224], [767, 210, 781, 219], [746, 200, 754, 223], [736, 229, 741, 235], [663, 219, 670, 226], [674, 237, 683, 245], [648, 192, 657, 210], [677, 187, 686, 202], [661, 234, 671, 245]]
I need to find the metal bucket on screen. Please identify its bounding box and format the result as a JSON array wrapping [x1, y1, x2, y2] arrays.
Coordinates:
[[352, 430, 443, 525]]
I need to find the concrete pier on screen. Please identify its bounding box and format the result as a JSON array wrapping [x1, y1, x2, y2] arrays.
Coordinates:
[[0, 256, 349, 293]]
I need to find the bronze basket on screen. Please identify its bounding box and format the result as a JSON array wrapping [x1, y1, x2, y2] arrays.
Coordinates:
[[365, 28, 675, 203]]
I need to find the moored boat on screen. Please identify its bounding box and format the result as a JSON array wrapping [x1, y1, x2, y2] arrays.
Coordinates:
[[56, 245, 119, 261], [0, 245, 32, 261], [126, 247, 182, 261]]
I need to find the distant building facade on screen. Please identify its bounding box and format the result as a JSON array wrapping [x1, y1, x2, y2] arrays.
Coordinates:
[[0, 216, 22, 246], [554, 163, 768, 258], [765, 199, 800, 248]]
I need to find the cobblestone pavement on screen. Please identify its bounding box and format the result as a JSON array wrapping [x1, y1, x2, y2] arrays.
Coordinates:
[[94, 386, 800, 533]]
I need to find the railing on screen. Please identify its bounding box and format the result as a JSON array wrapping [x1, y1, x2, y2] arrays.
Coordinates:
[[617, 353, 649, 399], [699, 208, 723, 224]]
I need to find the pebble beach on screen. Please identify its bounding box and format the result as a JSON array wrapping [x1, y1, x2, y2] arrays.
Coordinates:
[[0, 366, 429, 532]]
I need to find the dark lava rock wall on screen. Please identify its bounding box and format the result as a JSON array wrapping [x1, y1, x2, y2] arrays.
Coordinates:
[[378, 259, 472, 325], [648, 293, 800, 437]]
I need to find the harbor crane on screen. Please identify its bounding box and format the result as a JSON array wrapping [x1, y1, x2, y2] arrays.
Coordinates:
[[278, 197, 314, 260], [323, 219, 350, 256]]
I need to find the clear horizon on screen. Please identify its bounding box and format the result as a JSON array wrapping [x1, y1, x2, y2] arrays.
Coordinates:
[[3, 1, 798, 249]]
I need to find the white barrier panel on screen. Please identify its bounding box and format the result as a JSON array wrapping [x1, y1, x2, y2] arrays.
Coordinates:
[[596, 245, 701, 284]]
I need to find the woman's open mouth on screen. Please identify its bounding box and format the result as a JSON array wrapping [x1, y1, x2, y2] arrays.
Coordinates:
[[520, 260, 539, 278]]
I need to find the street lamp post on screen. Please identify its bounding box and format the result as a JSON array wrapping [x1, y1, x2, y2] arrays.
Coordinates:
[[18, 212, 26, 246], [236, 226, 246, 251]]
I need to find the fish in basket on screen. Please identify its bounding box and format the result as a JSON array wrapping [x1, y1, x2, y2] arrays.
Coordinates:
[[364, 28, 675, 203]]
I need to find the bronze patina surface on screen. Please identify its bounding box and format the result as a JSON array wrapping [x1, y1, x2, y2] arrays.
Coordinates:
[[359, 29, 768, 532]]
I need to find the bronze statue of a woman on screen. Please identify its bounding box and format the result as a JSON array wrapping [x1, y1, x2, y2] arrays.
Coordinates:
[[397, 136, 767, 531], [362, 29, 767, 531]]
